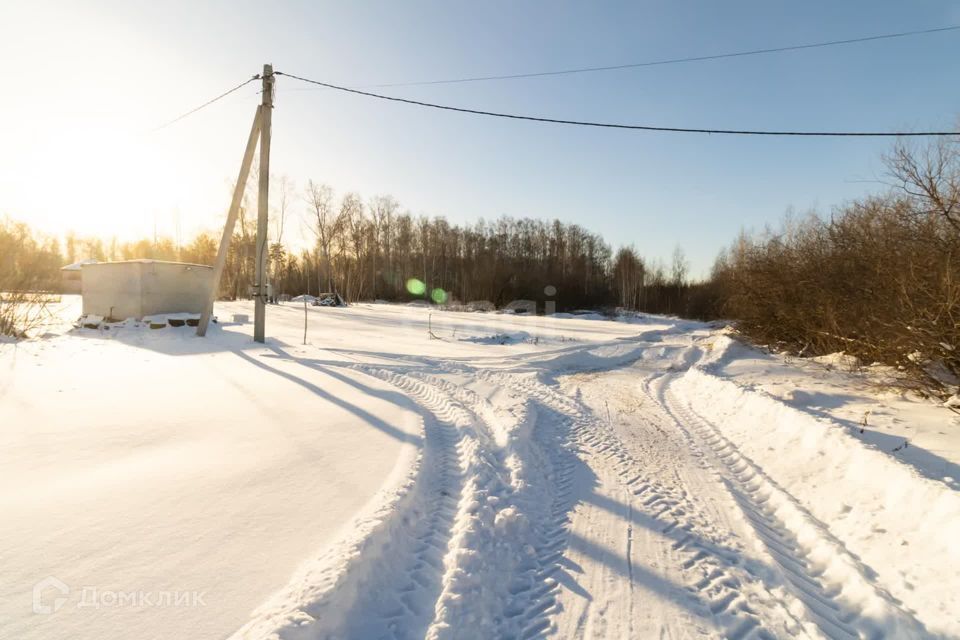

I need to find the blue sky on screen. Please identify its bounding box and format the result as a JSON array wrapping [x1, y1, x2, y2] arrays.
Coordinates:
[[3, 1, 960, 276]]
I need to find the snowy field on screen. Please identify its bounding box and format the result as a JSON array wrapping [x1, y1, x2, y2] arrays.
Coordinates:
[[2, 298, 959, 639]]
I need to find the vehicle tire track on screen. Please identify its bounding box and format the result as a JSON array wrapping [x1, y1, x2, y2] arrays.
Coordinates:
[[487, 370, 802, 640], [331, 366, 580, 640], [284, 367, 466, 640], [656, 372, 930, 640]]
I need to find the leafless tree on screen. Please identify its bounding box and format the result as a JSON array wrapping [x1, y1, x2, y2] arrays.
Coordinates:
[[272, 174, 294, 246], [613, 246, 644, 310], [304, 180, 337, 294], [671, 246, 689, 286], [370, 195, 399, 298], [886, 137, 960, 233]]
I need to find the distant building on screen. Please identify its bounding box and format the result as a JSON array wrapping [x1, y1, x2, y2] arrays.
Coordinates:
[[502, 299, 537, 314], [81, 260, 213, 321], [60, 259, 98, 294]]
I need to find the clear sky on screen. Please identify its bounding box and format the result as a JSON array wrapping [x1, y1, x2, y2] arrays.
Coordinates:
[[2, 1, 959, 276]]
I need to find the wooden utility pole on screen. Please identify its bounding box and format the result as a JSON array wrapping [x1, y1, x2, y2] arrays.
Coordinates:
[[254, 64, 274, 343], [196, 106, 263, 337]]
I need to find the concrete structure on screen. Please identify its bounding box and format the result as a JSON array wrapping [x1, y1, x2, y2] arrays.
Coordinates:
[[60, 259, 97, 294], [81, 260, 213, 320], [503, 299, 537, 314]]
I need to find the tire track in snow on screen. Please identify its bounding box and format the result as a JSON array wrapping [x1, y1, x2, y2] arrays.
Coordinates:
[[511, 402, 579, 640], [301, 365, 579, 640], [488, 369, 801, 640], [355, 369, 467, 640], [275, 367, 465, 640], [574, 415, 788, 638], [404, 369, 579, 640], [655, 372, 931, 640]]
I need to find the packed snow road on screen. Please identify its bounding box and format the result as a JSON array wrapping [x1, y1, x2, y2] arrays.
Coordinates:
[[3, 300, 958, 639]]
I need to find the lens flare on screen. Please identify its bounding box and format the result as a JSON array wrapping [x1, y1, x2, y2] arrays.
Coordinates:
[[406, 278, 426, 295]]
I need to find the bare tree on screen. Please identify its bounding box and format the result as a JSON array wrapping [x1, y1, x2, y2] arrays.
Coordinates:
[[369, 194, 399, 298], [338, 193, 366, 300], [886, 137, 960, 233], [304, 180, 337, 294], [671, 245, 690, 286], [272, 175, 294, 246], [613, 246, 644, 310]]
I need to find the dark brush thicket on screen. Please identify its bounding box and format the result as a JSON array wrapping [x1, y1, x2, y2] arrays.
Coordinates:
[[3, 138, 958, 393], [710, 139, 960, 393]]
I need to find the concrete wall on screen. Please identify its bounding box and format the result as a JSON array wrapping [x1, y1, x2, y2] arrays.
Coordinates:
[[82, 262, 142, 319], [139, 261, 212, 317], [81, 261, 213, 320]]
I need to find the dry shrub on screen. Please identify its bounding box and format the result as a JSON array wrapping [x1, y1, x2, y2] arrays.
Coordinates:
[[0, 288, 56, 339], [712, 138, 960, 396]]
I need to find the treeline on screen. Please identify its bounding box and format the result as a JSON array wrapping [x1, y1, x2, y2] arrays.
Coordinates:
[[280, 179, 692, 314], [286, 181, 617, 309], [710, 139, 960, 392], [3, 178, 691, 313], [5, 136, 958, 393], [0, 219, 64, 289]]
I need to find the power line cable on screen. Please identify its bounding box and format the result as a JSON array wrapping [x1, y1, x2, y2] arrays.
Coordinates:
[[153, 75, 261, 131], [275, 71, 958, 137], [292, 24, 960, 90], [150, 24, 960, 132]]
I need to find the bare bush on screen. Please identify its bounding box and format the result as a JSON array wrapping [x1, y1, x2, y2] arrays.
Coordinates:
[[0, 217, 63, 339], [0, 289, 55, 339], [713, 138, 960, 396]]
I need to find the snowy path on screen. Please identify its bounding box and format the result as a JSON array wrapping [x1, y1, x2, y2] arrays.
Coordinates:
[[231, 312, 954, 639], [556, 361, 928, 639], [5, 301, 958, 639]]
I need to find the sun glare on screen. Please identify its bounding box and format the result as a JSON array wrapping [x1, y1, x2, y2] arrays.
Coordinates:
[[34, 126, 169, 239], [11, 111, 226, 246]]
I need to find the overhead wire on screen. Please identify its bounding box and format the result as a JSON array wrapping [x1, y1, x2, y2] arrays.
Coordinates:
[[151, 23, 960, 137], [152, 74, 260, 131], [275, 71, 958, 137], [289, 24, 960, 89]]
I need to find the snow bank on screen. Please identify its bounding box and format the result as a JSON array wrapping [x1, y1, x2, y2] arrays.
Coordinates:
[[230, 424, 423, 639], [675, 344, 960, 635], [568, 310, 607, 321]]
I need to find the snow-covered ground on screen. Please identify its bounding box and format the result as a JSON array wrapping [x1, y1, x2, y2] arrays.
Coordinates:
[[2, 298, 958, 639]]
